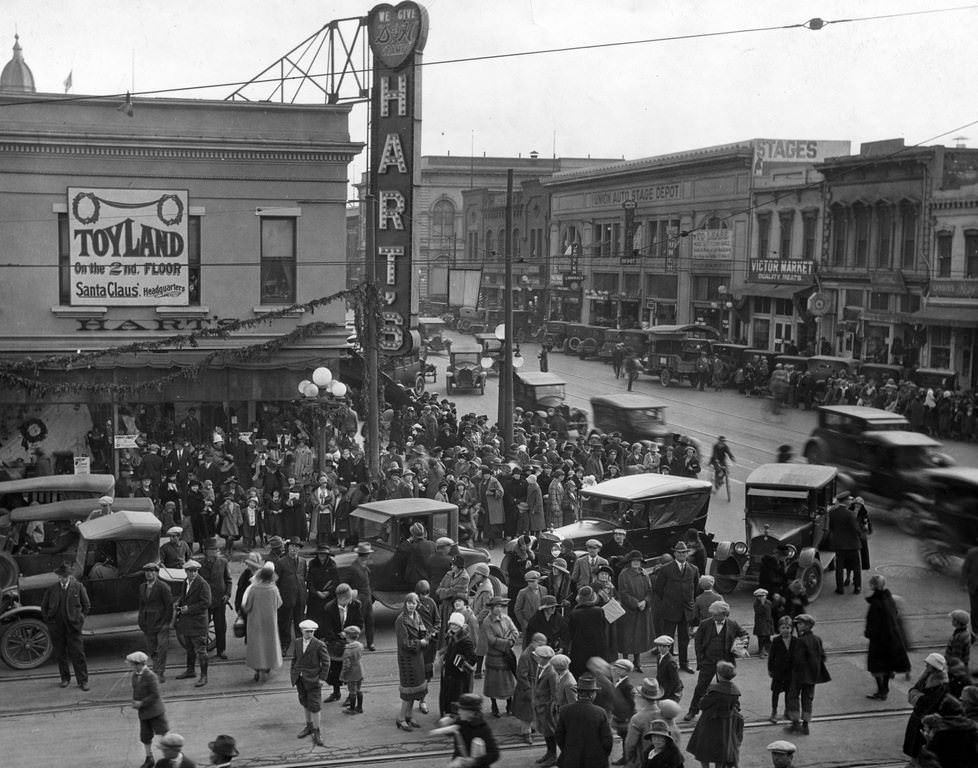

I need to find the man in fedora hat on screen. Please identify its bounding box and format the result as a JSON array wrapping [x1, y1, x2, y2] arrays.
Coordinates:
[[200, 538, 232, 660], [138, 562, 173, 682], [621, 677, 666, 767], [654, 541, 699, 674], [291, 619, 329, 747], [523, 594, 566, 652], [156, 732, 195, 768], [555, 673, 613, 768], [273, 537, 308, 654], [41, 562, 90, 690], [441, 693, 501, 767], [393, 521, 435, 586], [174, 559, 211, 687], [567, 586, 608, 677], [305, 543, 338, 639], [348, 542, 375, 650], [127, 650, 167, 768], [208, 735, 239, 767], [685, 601, 747, 723]]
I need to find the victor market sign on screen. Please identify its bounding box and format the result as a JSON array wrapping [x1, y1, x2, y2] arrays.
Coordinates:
[[748, 258, 815, 282], [69, 188, 190, 306]]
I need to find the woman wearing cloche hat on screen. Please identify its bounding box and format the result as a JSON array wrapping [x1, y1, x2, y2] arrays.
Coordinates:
[[903, 652, 949, 762]]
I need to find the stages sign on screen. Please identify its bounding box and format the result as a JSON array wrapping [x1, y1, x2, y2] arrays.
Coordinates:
[[368, 2, 428, 356], [68, 188, 189, 306]]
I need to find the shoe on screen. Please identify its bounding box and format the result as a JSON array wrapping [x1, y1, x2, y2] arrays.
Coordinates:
[[474, 672, 483, 679], [59, 680, 70, 688], [312, 729, 325, 747], [396, 720, 411, 731], [175, 670, 196, 680], [768, 713, 778, 724], [366, 645, 376, 652], [680, 666, 695, 674], [216, 652, 228, 660], [79, 682, 90, 692], [324, 692, 342, 703], [140, 757, 155, 768], [785, 722, 801, 734], [523, 732, 533, 745], [682, 712, 697, 722], [866, 692, 885, 700], [538, 755, 557, 768], [297, 724, 314, 739], [801, 721, 810, 735], [419, 701, 429, 714], [407, 719, 422, 728], [834, 589, 844, 595], [853, 588, 861, 594], [194, 675, 207, 687]]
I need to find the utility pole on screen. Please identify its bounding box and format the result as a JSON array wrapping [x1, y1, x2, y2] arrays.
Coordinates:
[[498, 169, 515, 449]]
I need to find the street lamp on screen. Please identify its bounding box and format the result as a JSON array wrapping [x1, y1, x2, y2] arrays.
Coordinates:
[[298, 366, 348, 472]]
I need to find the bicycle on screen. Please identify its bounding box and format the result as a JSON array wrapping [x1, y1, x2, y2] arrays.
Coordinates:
[[712, 462, 731, 502]]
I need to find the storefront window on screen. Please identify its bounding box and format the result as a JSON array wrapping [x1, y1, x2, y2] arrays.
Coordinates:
[[260, 217, 296, 304], [929, 326, 952, 369], [752, 318, 771, 349], [654, 303, 676, 325]]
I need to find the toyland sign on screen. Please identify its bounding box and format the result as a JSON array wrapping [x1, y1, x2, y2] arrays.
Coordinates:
[[369, 2, 428, 356], [68, 188, 190, 306]]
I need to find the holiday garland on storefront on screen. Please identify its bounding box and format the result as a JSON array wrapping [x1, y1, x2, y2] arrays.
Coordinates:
[[0, 286, 365, 397]]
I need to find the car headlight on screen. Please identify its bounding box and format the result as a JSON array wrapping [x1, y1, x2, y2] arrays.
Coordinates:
[[783, 544, 798, 559], [732, 542, 748, 556]]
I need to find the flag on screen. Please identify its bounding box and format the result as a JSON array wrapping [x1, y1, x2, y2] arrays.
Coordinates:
[[63, 70, 72, 93]]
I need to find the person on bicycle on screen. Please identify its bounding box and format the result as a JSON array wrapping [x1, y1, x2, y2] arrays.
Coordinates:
[[709, 436, 735, 473]]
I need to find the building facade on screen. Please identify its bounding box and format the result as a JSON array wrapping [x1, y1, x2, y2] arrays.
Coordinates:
[[0, 41, 361, 465]]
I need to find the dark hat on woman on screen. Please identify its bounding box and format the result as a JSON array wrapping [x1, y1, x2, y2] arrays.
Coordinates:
[[456, 692, 484, 711], [208, 735, 239, 758], [625, 550, 644, 563], [576, 586, 597, 605]]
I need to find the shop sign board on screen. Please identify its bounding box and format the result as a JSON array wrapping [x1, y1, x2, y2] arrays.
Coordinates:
[[748, 258, 815, 282], [752, 139, 852, 175], [113, 434, 139, 449], [68, 188, 189, 306], [368, 2, 429, 357], [73, 456, 91, 475], [691, 229, 733, 260]]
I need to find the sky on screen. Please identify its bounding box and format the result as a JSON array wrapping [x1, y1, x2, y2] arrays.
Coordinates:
[[6, 0, 978, 192]]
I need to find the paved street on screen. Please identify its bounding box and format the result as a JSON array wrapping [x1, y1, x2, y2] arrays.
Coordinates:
[[3, 342, 976, 766]]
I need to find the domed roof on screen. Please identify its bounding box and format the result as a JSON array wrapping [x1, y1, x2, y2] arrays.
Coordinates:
[[0, 35, 36, 93]]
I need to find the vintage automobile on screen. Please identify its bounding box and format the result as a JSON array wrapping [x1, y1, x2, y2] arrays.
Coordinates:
[[336, 498, 505, 609], [590, 393, 671, 445], [545, 474, 714, 568], [802, 405, 909, 466], [774, 354, 810, 372], [858, 362, 906, 385], [644, 325, 721, 388], [513, 372, 588, 434], [710, 342, 749, 387], [598, 329, 625, 362], [0, 510, 187, 670], [915, 468, 978, 577], [911, 367, 959, 392], [0, 475, 154, 586], [445, 346, 489, 395], [808, 355, 858, 382], [711, 463, 837, 601], [835, 430, 954, 535], [473, 332, 503, 374], [456, 306, 489, 335], [416, 316, 452, 355], [341, 349, 428, 407], [543, 320, 571, 352]]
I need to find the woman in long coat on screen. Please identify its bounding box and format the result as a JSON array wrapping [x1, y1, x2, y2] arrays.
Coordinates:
[[864, 574, 911, 700], [305, 547, 339, 639], [484, 471, 505, 543], [395, 592, 430, 730], [617, 551, 655, 670], [686, 661, 743, 768], [547, 472, 566, 530], [567, 586, 609, 677], [241, 561, 283, 683], [513, 633, 546, 742], [525, 474, 546, 534], [481, 596, 519, 717], [438, 612, 477, 716], [903, 653, 950, 760], [469, 563, 495, 677]]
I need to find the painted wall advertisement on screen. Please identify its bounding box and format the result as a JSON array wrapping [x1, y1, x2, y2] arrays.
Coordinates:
[[68, 187, 189, 306], [691, 229, 733, 260], [752, 139, 852, 176]]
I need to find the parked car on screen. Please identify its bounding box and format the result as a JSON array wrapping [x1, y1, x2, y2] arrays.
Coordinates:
[[858, 362, 906, 385], [513, 372, 588, 434], [546, 474, 714, 568], [808, 355, 858, 382], [836, 430, 954, 535], [911, 367, 959, 392], [711, 463, 837, 601], [543, 320, 571, 352], [644, 325, 721, 388], [915, 467, 978, 577], [0, 510, 187, 670], [802, 405, 909, 466], [473, 332, 503, 374], [336, 498, 504, 609], [416, 316, 452, 355], [590, 393, 671, 445], [445, 346, 488, 395], [456, 306, 489, 335]]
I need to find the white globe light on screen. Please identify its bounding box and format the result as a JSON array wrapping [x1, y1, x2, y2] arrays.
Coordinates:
[[331, 381, 348, 398], [512, 353, 525, 369], [312, 367, 333, 387], [304, 382, 320, 398], [494, 323, 507, 341], [480, 357, 495, 370], [298, 379, 311, 395]]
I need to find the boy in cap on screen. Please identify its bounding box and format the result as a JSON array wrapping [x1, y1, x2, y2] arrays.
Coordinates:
[[514, 570, 549, 633], [340, 625, 364, 714], [138, 562, 173, 682], [291, 619, 329, 746], [174, 559, 212, 687], [785, 613, 829, 735], [128, 650, 167, 768], [157, 733, 193, 768], [753, 587, 774, 657], [767, 740, 797, 767], [946, 609, 973, 668], [161, 527, 192, 568], [654, 635, 682, 703]]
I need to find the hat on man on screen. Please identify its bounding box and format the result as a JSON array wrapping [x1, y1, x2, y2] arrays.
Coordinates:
[[355, 542, 373, 555], [707, 600, 730, 616], [794, 613, 816, 626], [524, 570, 541, 581], [643, 720, 673, 742], [409, 522, 426, 538], [550, 654, 570, 671], [551, 557, 569, 573], [98, 495, 113, 506], [767, 740, 797, 755], [435, 536, 455, 548], [142, 562, 160, 572], [585, 539, 602, 550], [343, 625, 361, 638], [538, 595, 558, 610], [576, 586, 597, 605], [613, 528, 627, 537], [159, 733, 185, 748], [204, 537, 220, 551], [166, 526, 183, 536], [577, 673, 600, 692], [126, 651, 149, 664], [951, 609, 971, 626], [533, 645, 555, 659], [287, 536, 302, 547], [925, 652, 947, 672], [183, 559, 201, 571], [314, 544, 332, 555], [753, 587, 769, 597], [595, 564, 615, 578], [456, 693, 484, 711], [672, 541, 689, 554], [267, 535, 285, 550], [613, 658, 634, 674], [299, 619, 318, 631], [208, 736, 239, 759], [653, 635, 674, 648], [487, 596, 510, 607], [639, 677, 665, 700]]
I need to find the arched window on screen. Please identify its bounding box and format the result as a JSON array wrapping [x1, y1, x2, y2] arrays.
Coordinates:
[[431, 199, 455, 239]]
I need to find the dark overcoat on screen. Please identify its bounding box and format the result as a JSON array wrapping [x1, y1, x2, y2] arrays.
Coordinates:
[[174, 575, 211, 636], [567, 604, 609, 677], [617, 567, 654, 655], [555, 700, 613, 768], [686, 679, 743, 764], [864, 588, 911, 675]]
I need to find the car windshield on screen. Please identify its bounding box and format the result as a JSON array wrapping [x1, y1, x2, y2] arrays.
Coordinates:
[[352, 516, 393, 548], [628, 408, 665, 427], [532, 384, 565, 399], [453, 353, 480, 365], [594, 491, 709, 530], [747, 495, 810, 516]]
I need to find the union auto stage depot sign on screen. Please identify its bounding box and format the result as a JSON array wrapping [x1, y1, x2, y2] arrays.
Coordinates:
[[68, 188, 189, 306]]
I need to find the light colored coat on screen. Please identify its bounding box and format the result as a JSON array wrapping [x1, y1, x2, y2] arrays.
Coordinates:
[[242, 579, 283, 671]]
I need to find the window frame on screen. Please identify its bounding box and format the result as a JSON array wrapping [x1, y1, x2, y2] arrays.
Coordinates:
[[936, 232, 953, 278], [259, 216, 297, 305]]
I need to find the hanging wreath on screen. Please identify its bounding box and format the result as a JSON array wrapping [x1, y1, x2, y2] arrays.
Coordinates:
[[19, 417, 48, 450]]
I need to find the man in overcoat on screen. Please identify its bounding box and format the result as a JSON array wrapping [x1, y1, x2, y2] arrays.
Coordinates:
[[321, 583, 364, 704], [566, 586, 609, 677], [137, 562, 173, 681], [654, 541, 699, 673], [291, 619, 330, 747], [173, 559, 211, 687], [200, 538, 232, 660], [273, 537, 308, 653], [828, 494, 864, 594], [570, 539, 609, 593], [41, 562, 90, 690], [554, 673, 613, 768], [684, 601, 747, 722]]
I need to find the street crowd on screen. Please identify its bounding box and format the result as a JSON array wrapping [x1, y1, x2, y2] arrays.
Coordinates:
[[18, 387, 978, 768]]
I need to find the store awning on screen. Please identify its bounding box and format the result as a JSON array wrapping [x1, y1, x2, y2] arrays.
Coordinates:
[[911, 306, 978, 327], [735, 284, 809, 300]]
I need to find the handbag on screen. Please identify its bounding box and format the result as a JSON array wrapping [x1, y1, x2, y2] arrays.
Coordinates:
[[233, 612, 247, 639]]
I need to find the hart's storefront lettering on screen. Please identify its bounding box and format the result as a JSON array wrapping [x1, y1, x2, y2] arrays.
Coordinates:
[[73, 316, 235, 332]]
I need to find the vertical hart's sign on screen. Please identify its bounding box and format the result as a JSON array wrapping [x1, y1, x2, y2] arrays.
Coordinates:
[[368, 2, 428, 356], [68, 188, 189, 306]]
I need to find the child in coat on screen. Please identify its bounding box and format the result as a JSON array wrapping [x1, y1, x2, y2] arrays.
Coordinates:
[[753, 588, 774, 657], [340, 625, 364, 714], [946, 609, 973, 668], [766, 616, 795, 723], [692, 575, 723, 629], [784, 579, 809, 619]]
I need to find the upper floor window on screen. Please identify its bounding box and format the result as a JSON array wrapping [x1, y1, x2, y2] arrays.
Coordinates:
[[58, 213, 70, 305], [485, 230, 495, 257], [831, 206, 847, 266], [757, 213, 772, 259], [778, 211, 793, 259], [853, 204, 869, 267], [802, 211, 817, 261], [431, 199, 455, 240], [876, 204, 892, 269], [901, 203, 918, 268], [187, 216, 201, 306], [260, 217, 296, 304], [966, 230, 978, 278], [936, 233, 952, 278]]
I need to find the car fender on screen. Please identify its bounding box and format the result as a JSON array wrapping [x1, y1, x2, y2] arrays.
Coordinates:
[[797, 547, 819, 569], [0, 604, 42, 625], [713, 541, 733, 563]]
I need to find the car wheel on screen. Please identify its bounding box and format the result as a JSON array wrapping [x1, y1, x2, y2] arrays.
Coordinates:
[[893, 500, 923, 536], [458, 319, 472, 333], [0, 618, 53, 670], [918, 537, 963, 578], [803, 443, 824, 465], [414, 375, 426, 396], [659, 369, 671, 387], [567, 337, 581, 353], [799, 560, 823, 601]]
